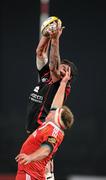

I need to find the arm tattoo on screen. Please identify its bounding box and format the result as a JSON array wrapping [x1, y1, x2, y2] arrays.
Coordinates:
[[49, 40, 61, 70]]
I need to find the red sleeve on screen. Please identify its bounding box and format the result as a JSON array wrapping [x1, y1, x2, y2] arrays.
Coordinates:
[[41, 136, 57, 152], [40, 125, 59, 153]]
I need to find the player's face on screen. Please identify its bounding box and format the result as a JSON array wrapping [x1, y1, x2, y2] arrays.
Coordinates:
[[59, 64, 70, 78]]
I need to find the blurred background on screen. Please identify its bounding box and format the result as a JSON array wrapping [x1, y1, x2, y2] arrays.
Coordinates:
[[0, 0, 106, 179]]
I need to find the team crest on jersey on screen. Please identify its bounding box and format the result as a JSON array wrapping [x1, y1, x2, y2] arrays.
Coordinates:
[[34, 86, 39, 93], [47, 136, 57, 146]]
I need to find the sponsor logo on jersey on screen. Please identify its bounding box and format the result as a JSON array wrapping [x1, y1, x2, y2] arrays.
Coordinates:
[[30, 93, 43, 103], [48, 136, 57, 146]]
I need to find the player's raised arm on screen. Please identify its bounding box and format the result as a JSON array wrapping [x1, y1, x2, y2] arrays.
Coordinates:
[[49, 27, 62, 71], [49, 20, 63, 80], [36, 16, 60, 71], [51, 67, 71, 109], [36, 35, 50, 70]]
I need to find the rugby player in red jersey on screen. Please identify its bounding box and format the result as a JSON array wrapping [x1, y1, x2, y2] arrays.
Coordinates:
[[15, 67, 74, 180]]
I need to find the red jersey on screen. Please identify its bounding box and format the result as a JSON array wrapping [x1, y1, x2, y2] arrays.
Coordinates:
[[18, 121, 64, 179]]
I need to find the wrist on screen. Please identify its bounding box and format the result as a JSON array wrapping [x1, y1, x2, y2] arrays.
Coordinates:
[[60, 81, 67, 85], [51, 39, 59, 48], [51, 36, 59, 41]]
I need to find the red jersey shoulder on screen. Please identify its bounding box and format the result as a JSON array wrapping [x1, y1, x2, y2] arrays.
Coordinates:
[[38, 122, 64, 144]]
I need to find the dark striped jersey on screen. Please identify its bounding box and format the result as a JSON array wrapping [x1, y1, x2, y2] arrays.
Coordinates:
[[26, 64, 71, 133]]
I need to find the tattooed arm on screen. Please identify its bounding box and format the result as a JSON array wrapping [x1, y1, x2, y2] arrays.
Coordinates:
[[49, 29, 62, 81]]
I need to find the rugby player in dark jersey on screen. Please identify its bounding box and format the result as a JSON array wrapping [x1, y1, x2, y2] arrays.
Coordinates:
[[26, 25, 77, 134]]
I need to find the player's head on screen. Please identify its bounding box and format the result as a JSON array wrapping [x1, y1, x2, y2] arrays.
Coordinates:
[[59, 59, 78, 82], [54, 106, 74, 130]]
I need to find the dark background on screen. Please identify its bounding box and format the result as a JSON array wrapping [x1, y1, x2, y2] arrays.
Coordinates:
[[0, 0, 106, 179]]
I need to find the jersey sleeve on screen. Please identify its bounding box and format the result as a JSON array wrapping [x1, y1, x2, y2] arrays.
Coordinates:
[[41, 136, 57, 152], [37, 63, 50, 79], [40, 125, 60, 153], [36, 55, 48, 71]]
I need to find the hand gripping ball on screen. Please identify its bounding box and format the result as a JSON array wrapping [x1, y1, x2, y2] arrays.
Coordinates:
[[41, 16, 62, 36]]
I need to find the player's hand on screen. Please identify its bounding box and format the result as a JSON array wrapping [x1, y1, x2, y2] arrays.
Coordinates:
[[49, 23, 64, 39], [43, 20, 63, 39], [49, 28, 63, 39], [15, 153, 32, 165], [61, 67, 71, 84]]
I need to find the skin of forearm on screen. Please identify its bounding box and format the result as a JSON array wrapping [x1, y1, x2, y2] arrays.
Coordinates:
[[51, 81, 67, 108], [49, 38, 61, 71], [36, 36, 50, 57], [29, 146, 50, 162]]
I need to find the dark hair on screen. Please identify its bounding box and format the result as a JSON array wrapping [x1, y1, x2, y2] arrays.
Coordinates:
[[61, 105, 74, 129], [61, 59, 78, 82]]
